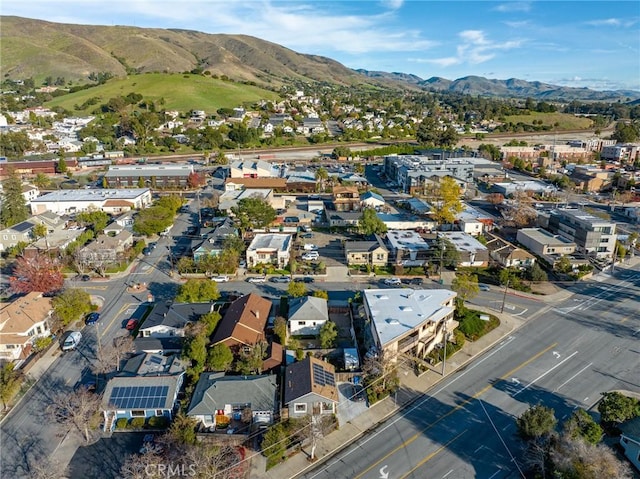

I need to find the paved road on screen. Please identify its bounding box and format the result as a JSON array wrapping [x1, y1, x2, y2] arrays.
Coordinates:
[[300, 264, 640, 479]]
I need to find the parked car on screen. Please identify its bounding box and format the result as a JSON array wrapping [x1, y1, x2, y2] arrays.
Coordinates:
[[303, 243, 318, 251], [85, 312, 100, 325], [78, 274, 91, 282], [270, 276, 291, 283], [479, 284, 491, 291], [210, 275, 229, 282], [61, 331, 82, 351], [247, 275, 267, 283], [301, 233, 313, 239], [383, 277, 401, 286], [410, 278, 424, 285], [142, 247, 152, 256], [125, 319, 138, 331], [302, 252, 319, 261], [149, 242, 157, 249], [294, 276, 315, 283]]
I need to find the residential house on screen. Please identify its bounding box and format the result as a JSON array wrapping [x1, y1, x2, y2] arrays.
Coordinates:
[[0, 292, 53, 362], [360, 191, 385, 209], [77, 230, 133, 266], [119, 352, 187, 378], [21, 184, 40, 204], [327, 211, 361, 228], [211, 293, 271, 351], [218, 188, 285, 214], [516, 228, 577, 256], [24, 227, 84, 258], [191, 218, 238, 262], [101, 374, 183, 432], [138, 302, 217, 339], [246, 234, 292, 268], [0, 220, 36, 252], [30, 189, 152, 215], [224, 177, 287, 192], [104, 164, 194, 189], [287, 296, 328, 336], [438, 232, 490, 267], [362, 289, 457, 361], [456, 204, 494, 236], [187, 373, 278, 431], [283, 356, 338, 418], [386, 230, 431, 267], [619, 416, 640, 472], [285, 169, 317, 193], [485, 232, 536, 268], [546, 209, 617, 259], [344, 235, 389, 267], [133, 337, 183, 355], [332, 186, 360, 212]]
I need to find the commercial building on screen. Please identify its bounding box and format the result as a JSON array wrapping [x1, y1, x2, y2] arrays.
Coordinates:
[[383, 155, 474, 194], [30, 188, 152, 215], [546, 209, 617, 259], [104, 164, 194, 189], [516, 228, 577, 256]]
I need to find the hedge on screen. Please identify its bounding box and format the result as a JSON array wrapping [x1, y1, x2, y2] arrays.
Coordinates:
[[130, 417, 146, 428], [115, 418, 128, 429], [148, 416, 168, 428]]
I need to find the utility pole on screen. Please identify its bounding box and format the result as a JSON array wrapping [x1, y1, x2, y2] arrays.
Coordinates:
[[500, 276, 510, 314], [441, 320, 448, 376], [439, 238, 444, 283]]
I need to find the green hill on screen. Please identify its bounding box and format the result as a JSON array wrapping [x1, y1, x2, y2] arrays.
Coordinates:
[[45, 73, 280, 114]]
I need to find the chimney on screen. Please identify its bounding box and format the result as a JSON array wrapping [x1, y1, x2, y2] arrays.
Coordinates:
[[255, 310, 260, 319]]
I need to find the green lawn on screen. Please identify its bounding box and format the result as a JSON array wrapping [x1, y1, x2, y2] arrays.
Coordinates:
[[46, 73, 280, 114], [502, 112, 593, 130]]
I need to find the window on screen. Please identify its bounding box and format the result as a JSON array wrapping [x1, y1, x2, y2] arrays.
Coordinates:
[[156, 410, 163, 416], [321, 402, 334, 413], [298, 321, 306, 326], [131, 410, 145, 417], [294, 403, 307, 413], [36, 326, 42, 334]]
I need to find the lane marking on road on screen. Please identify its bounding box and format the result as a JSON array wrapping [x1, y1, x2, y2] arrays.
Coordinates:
[[553, 362, 593, 392], [488, 469, 503, 479], [350, 342, 557, 479], [397, 431, 466, 479], [100, 302, 136, 339], [513, 351, 578, 397], [553, 273, 640, 315], [513, 309, 528, 317], [442, 469, 454, 478]]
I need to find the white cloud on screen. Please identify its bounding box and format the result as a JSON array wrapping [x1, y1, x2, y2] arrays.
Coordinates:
[[415, 29, 522, 67], [494, 2, 531, 13], [380, 0, 404, 10], [586, 17, 638, 28]]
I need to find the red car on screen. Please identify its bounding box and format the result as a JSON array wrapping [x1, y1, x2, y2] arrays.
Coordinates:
[[126, 319, 138, 331]]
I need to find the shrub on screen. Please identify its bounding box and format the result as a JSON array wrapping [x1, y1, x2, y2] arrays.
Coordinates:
[[148, 416, 168, 429], [116, 418, 128, 429], [130, 417, 146, 428]]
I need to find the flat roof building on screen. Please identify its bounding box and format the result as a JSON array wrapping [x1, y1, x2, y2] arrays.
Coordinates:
[[30, 188, 152, 215]]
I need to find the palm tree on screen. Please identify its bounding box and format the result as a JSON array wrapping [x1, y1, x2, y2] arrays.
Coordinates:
[[315, 167, 328, 192]]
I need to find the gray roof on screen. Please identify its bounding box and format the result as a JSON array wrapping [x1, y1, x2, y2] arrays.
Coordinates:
[[288, 296, 328, 323], [134, 336, 183, 354], [247, 233, 291, 252], [345, 234, 388, 254], [31, 188, 150, 203], [360, 191, 385, 203], [120, 353, 186, 377], [187, 373, 278, 416], [140, 302, 216, 331]]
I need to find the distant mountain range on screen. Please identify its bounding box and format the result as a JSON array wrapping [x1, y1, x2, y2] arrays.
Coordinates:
[[2, 16, 638, 102]]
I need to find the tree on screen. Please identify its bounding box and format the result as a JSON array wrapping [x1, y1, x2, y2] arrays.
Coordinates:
[[432, 177, 463, 225], [32, 173, 50, 189], [564, 409, 603, 445], [235, 342, 267, 375], [187, 172, 204, 188], [207, 343, 234, 371], [274, 317, 287, 344], [132, 206, 174, 236], [200, 311, 221, 336], [315, 167, 329, 192], [312, 289, 329, 300], [10, 254, 64, 294], [517, 404, 557, 440], [56, 157, 68, 174], [47, 388, 102, 443], [598, 391, 640, 424], [0, 171, 28, 227], [76, 209, 109, 233], [32, 222, 48, 245], [52, 288, 93, 329], [261, 423, 287, 466], [358, 208, 387, 236], [0, 130, 32, 158], [451, 272, 480, 301], [478, 143, 501, 161], [167, 413, 198, 445], [0, 362, 22, 410], [526, 263, 548, 282], [486, 193, 504, 205], [175, 279, 220, 303], [183, 334, 208, 381], [319, 321, 338, 348], [287, 280, 306, 298], [231, 197, 276, 231]]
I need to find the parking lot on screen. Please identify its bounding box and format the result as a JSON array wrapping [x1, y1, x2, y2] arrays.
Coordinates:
[[295, 229, 348, 267]]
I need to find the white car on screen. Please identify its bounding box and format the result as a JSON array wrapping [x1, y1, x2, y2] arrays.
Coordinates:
[[303, 243, 318, 251], [62, 331, 82, 351], [247, 275, 266, 283], [383, 277, 401, 286], [210, 275, 229, 282], [302, 252, 319, 261], [478, 284, 491, 291]]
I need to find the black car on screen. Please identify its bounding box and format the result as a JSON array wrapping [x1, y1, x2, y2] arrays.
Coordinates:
[[294, 276, 315, 283], [142, 247, 152, 256], [76, 274, 90, 281], [85, 312, 100, 325], [300, 233, 313, 239], [410, 277, 424, 285]]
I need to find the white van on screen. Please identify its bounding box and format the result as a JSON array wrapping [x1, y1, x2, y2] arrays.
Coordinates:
[[302, 251, 319, 261], [62, 331, 82, 351]]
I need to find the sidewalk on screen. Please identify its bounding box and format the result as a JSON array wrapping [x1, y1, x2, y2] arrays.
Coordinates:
[[258, 309, 525, 479]]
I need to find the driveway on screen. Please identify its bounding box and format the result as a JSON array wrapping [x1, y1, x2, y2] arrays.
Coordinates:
[[336, 382, 368, 426]]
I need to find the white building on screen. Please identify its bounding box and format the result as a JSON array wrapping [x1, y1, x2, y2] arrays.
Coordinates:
[[229, 160, 279, 179], [246, 234, 292, 268], [30, 188, 152, 215], [362, 289, 457, 361], [287, 296, 328, 335], [438, 231, 489, 267]]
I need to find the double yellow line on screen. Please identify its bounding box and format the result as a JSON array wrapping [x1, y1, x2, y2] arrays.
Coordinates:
[[353, 342, 558, 479]]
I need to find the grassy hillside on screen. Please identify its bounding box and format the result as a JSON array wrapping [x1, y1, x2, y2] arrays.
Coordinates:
[[502, 112, 593, 130], [45, 73, 280, 114]]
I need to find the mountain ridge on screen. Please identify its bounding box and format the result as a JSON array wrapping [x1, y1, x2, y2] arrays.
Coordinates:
[[2, 16, 638, 102]]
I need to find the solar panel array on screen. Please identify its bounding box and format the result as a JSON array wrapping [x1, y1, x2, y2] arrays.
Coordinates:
[[109, 385, 169, 409], [312, 363, 335, 387]]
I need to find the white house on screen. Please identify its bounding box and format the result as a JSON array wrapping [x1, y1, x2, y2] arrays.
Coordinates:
[[246, 234, 292, 268], [287, 296, 328, 335]]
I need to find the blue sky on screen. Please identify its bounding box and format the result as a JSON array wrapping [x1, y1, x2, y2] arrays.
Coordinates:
[[4, 1, 640, 90]]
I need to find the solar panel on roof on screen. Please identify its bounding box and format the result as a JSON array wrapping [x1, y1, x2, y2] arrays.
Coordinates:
[[108, 385, 170, 410], [149, 356, 163, 365]]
